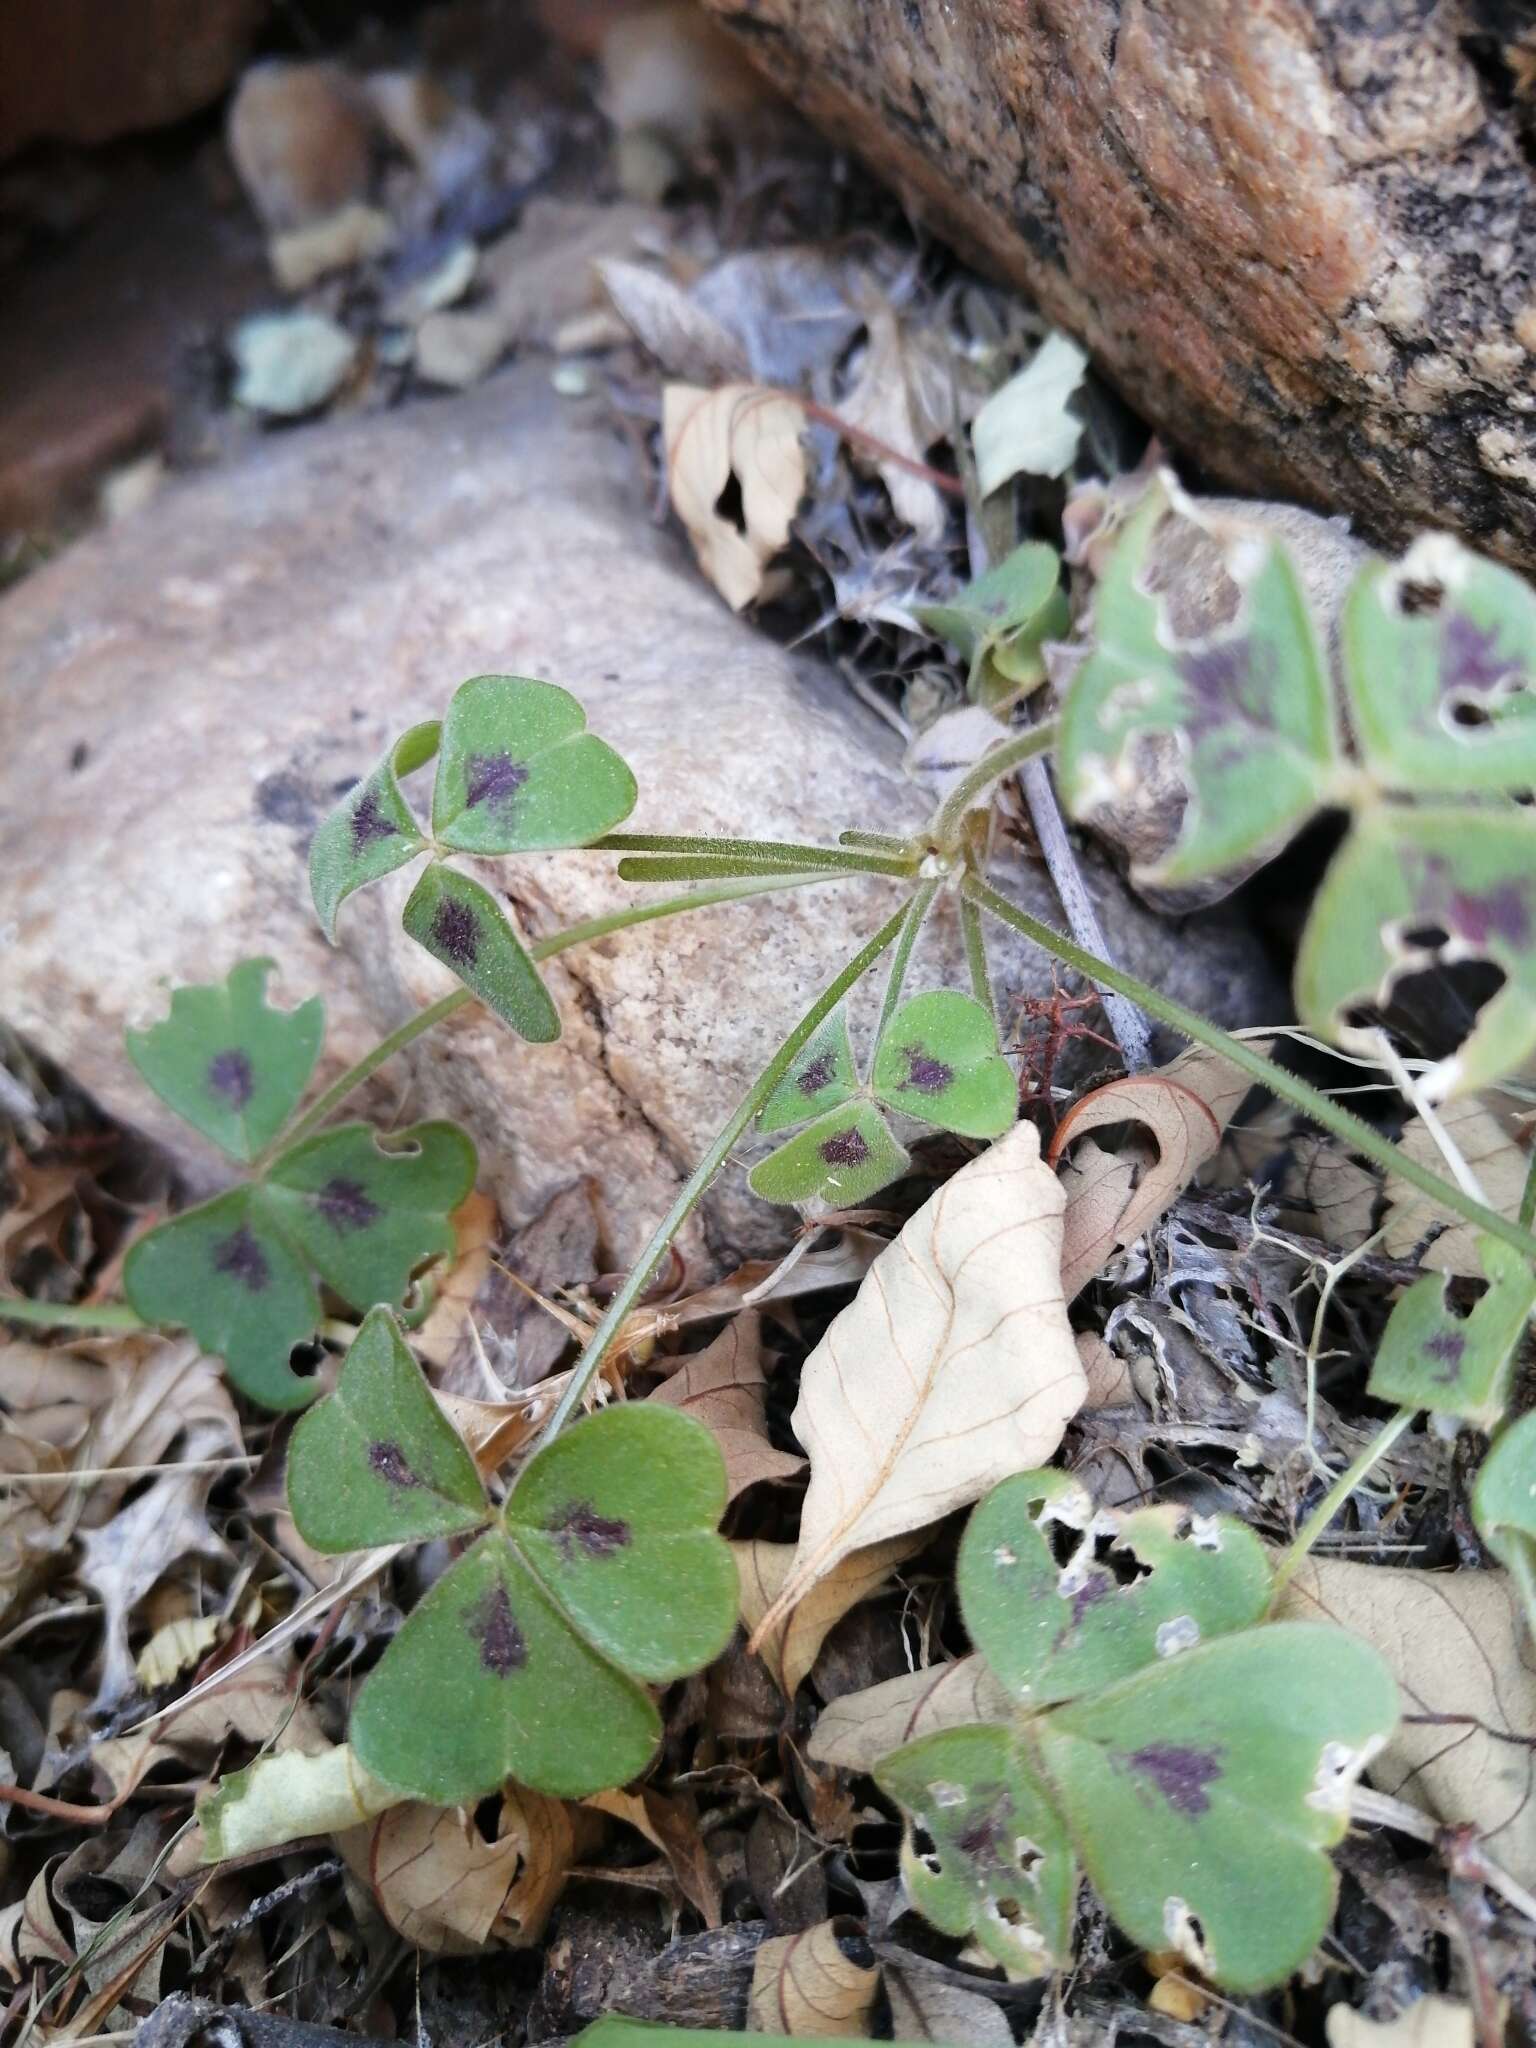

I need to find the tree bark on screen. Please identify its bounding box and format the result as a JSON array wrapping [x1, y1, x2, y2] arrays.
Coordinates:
[[704, 0, 1536, 567]]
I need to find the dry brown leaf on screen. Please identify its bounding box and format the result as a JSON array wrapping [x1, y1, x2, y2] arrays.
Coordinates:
[[749, 1916, 879, 2038], [414, 1189, 501, 1373], [663, 382, 807, 611], [1382, 1097, 1531, 1276], [135, 1614, 221, 1689], [650, 1314, 805, 1501], [735, 1534, 922, 1697], [838, 305, 952, 542], [1051, 1044, 1262, 1300], [1076, 1330, 1135, 1408], [1277, 1131, 1381, 1251], [806, 1654, 1009, 1773], [342, 1788, 577, 1953], [585, 1785, 723, 1924], [597, 256, 750, 384], [885, 1966, 1013, 2045], [752, 1121, 1083, 1643], [1279, 1557, 1536, 1884], [1327, 1996, 1477, 2048], [88, 1662, 327, 1810]]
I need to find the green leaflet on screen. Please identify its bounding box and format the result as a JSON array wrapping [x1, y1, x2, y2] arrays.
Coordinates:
[[915, 541, 1069, 709], [1295, 802, 1536, 1097], [402, 861, 561, 1041], [126, 959, 323, 1164], [957, 1470, 1271, 1706], [870, 991, 1016, 1139], [308, 722, 438, 944], [748, 1101, 910, 1208], [1473, 1408, 1536, 1580], [1367, 1236, 1536, 1426], [1056, 478, 1339, 888], [432, 674, 637, 853], [757, 1007, 860, 1133]]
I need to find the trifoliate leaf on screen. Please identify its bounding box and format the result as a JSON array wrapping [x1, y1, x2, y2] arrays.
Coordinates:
[[123, 1187, 320, 1410], [757, 1008, 859, 1134], [265, 1119, 476, 1311], [748, 1101, 909, 1208], [126, 959, 323, 1164], [916, 542, 1068, 709], [1342, 537, 1536, 796], [1057, 477, 1340, 887], [1295, 803, 1536, 1097], [1366, 1237, 1536, 1426], [1473, 1408, 1536, 1575], [308, 722, 438, 943], [875, 1723, 1076, 1978], [872, 991, 1016, 1138], [402, 861, 560, 1041], [958, 1471, 1271, 1706], [431, 674, 637, 854], [1036, 1624, 1398, 1992], [287, 1306, 488, 1550]]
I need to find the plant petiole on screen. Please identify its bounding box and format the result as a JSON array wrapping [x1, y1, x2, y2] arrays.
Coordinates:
[[930, 723, 1058, 848], [0, 1299, 148, 1333], [871, 879, 940, 1061], [960, 893, 994, 1021], [1269, 1406, 1417, 1602], [595, 831, 918, 878]]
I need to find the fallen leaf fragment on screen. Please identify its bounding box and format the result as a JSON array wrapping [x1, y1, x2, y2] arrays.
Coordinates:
[[650, 1313, 805, 1500], [972, 330, 1088, 493], [598, 256, 751, 384], [586, 1785, 723, 1924], [1327, 1995, 1477, 2048], [136, 1613, 221, 1688], [735, 1534, 922, 1697], [753, 1120, 1083, 1642], [806, 1654, 1010, 1774], [749, 1916, 879, 2037], [664, 381, 807, 610], [885, 1966, 1013, 2045], [838, 305, 952, 541], [200, 1742, 403, 1861], [1382, 1096, 1531, 1276]]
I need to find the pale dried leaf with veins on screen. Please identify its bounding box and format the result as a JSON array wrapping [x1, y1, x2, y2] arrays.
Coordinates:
[[1381, 1096, 1531, 1277], [735, 1532, 923, 1697], [1280, 1556, 1536, 1884], [885, 1965, 1013, 2045], [749, 1916, 880, 2038], [597, 256, 750, 384], [663, 382, 807, 610], [88, 1661, 327, 1815], [753, 1121, 1083, 1641], [838, 305, 952, 542], [1051, 1044, 1263, 1300], [650, 1313, 805, 1500], [413, 1189, 501, 1374], [1327, 1997, 1476, 2048], [807, 1653, 1010, 1774]]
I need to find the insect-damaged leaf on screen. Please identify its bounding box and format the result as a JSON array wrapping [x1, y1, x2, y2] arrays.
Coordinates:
[[127, 959, 323, 1164], [915, 541, 1069, 710], [309, 722, 438, 943], [350, 1405, 737, 1801], [1295, 802, 1536, 1097], [431, 674, 637, 854], [1366, 1236, 1536, 1426], [1341, 537, 1536, 797], [872, 991, 1016, 1138], [875, 1723, 1076, 1978], [265, 1119, 476, 1311], [1057, 477, 1339, 888], [757, 1007, 858, 1134], [288, 1307, 488, 1550], [748, 1101, 909, 1209], [958, 1470, 1270, 1706], [1473, 1407, 1536, 1578], [1035, 1624, 1398, 1993], [402, 861, 561, 1041], [124, 1187, 321, 1410]]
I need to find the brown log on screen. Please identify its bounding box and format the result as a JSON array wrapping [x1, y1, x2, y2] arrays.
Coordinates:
[[703, 0, 1536, 567]]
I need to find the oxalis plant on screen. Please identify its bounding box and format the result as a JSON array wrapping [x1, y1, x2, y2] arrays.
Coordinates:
[[7, 483, 1536, 1990]]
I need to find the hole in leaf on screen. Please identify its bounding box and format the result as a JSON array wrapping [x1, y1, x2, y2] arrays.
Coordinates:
[[1016, 1840, 1042, 1879], [472, 1795, 502, 1844], [1401, 924, 1451, 951], [1091, 1530, 1152, 1588], [1043, 1516, 1079, 1570], [994, 1896, 1024, 1924], [1380, 957, 1507, 1065], [1448, 698, 1493, 729], [912, 1823, 942, 1877], [713, 470, 747, 535], [286, 1342, 323, 1379], [1398, 578, 1444, 616]]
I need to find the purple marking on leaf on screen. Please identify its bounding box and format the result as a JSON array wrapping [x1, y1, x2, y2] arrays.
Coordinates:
[[315, 1176, 381, 1234], [350, 788, 398, 852], [1069, 1572, 1114, 1625], [465, 752, 530, 810], [206, 1049, 255, 1110], [954, 1797, 1005, 1864], [213, 1226, 271, 1293], [1179, 635, 1280, 731], [1449, 881, 1532, 950], [901, 1045, 955, 1096], [431, 896, 480, 968], [548, 1499, 631, 1561], [368, 1440, 421, 1489], [819, 1126, 870, 1168], [1441, 613, 1514, 699], [798, 1052, 837, 1096], [466, 1583, 527, 1677], [1125, 1742, 1222, 1817], [1425, 1328, 1466, 1383]]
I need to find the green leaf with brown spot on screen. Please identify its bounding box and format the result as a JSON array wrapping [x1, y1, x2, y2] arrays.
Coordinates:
[[431, 674, 638, 854], [126, 959, 323, 1164], [287, 1306, 489, 1550], [757, 1008, 859, 1134], [872, 991, 1016, 1139], [916, 542, 1069, 709], [1035, 1623, 1398, 1993], [875, 1724, 1076, 1977], [957, 1470, 1271, 1707], [1366, 1236, 1536, 1426], [123, 1187, 321, 1410], [1341, 538, 1536, 796], [1295, 803, 1536, 1096], [1057, 478, 1340, 888], [748, 1101, 909, 1209], [308, 722, 438, 943], [402, 861, 561, 1041]]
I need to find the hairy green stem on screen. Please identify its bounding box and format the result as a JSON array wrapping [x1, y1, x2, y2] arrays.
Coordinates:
[[1521, 1147, 1536, 1232], [0, 1299, 147, 1333], [595, 832, 916, 878], [532, 905, 911, 1449], [964, 875, 1536, 1266], [1269, 1407, 1416, 1603], [960, 895, 994, 1020], [872, 879, 940, 1059], [930, 723, 1057, 846], [840, 829, 912, 854]]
